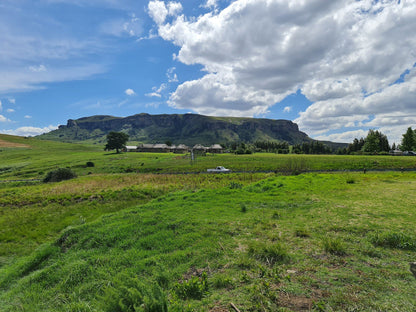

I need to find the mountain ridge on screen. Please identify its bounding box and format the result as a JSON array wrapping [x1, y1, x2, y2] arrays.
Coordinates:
[[39, 113, 345, 149]]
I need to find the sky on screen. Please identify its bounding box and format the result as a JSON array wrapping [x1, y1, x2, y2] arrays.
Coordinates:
[[0, 0, 415, 144]]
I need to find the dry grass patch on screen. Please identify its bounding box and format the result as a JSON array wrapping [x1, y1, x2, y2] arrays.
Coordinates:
[[0, 138, 30, 148]]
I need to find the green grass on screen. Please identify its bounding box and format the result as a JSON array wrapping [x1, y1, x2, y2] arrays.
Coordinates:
[[0, 172, 268, 257], [1, 134, 416, 311], [2, 133, 416, 181]]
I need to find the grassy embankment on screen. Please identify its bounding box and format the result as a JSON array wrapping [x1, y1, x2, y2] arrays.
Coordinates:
[[0, 134, 416, 311]]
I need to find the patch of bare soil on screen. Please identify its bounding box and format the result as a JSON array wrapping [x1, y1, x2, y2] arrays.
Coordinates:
[[279, 289, 330, 312], [0, 139, 30, 148], [209, 304, 229, 312], [279, 294, 313, 311]]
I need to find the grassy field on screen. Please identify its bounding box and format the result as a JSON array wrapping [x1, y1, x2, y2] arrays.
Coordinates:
[[1, 134, 416, 311], [2, 134, 416, 180]]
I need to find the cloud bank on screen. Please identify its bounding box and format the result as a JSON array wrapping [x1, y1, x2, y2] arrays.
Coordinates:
[[148, 0, 416, 143], [0, 126, 58, 137]]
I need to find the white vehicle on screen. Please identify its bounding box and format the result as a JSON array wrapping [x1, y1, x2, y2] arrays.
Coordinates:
[[207, 166, 231, 173]]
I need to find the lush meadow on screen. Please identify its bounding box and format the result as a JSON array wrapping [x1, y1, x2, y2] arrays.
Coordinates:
[[2, 134, 416, 181], [1, 134, 416, 311]]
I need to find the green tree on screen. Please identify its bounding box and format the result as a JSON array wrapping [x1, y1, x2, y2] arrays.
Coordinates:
[[362, 129, 389, 154], [347, 137, 365, 154], [104, 131, 129, 153], [400, 127, 416, 151]]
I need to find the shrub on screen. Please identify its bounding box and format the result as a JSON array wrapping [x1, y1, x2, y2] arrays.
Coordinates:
[[281, 157, 309, 175], [240, 203, 247, 213], [43, 168, 77, 183], [346, 178, 355, 184]]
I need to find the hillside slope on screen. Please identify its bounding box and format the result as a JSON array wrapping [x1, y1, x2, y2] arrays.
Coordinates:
[[1, 173, 416, 311], [39, 113, 312, 145]]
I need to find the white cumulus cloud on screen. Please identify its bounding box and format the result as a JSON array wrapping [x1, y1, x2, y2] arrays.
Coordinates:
[[0, 125, 57, 137], [125, 88, 136, 96], [149, 0, 416, 141], [145, 83, 167, 98], [0, 115, 11, 123], [148, 1, 182, 25]]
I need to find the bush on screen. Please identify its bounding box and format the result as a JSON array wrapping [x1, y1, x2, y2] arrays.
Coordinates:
[[240, 203, 247, 213], [43, 168, 77, 183]]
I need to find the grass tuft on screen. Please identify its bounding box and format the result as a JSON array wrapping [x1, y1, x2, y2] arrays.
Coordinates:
[[370, 231, 416, 251], [295, 227, 310, 238], [323, 237, 347, 256], [173, 272, 208, 300], [98, 273, 168, 312], [248, 240, 290, 265]]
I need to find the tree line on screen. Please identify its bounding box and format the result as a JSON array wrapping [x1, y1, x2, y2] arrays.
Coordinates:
[[104, 127, 416, 155], [341, 127, 416, 155]]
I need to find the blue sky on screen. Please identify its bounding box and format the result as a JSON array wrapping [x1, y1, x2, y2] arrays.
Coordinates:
[[1, 0, 415, 144]]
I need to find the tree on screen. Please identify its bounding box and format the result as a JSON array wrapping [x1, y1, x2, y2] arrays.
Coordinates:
[[361, 129, 389, 154], [400, 127, 416, 151], [347, 138, 365, 154], [104, 131, 129, 153]]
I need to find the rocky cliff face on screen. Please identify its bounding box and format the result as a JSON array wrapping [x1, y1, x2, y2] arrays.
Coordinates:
[[41, 113, 311, 145]]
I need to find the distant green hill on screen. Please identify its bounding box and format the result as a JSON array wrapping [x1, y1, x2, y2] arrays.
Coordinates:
[[39, 113, 332, 147]]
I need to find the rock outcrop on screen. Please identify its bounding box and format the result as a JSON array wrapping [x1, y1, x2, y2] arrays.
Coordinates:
[[40, 113, 320, 146]]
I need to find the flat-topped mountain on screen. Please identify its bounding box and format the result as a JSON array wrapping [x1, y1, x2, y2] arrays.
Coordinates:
[[39, 113, 315, 146]]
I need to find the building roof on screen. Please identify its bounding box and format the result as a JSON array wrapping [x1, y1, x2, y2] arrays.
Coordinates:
[[193, 144, 208, 150], [139, 144, 154, 148], [153, 144, 170, 149], [210, 144, 223, 149]]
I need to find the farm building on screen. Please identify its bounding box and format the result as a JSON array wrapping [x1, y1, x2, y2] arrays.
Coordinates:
[[125, 146, 138, 152], [136, 143, 189, 153], [130, 143, 223, 154], [209, 144, 224, 153]]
